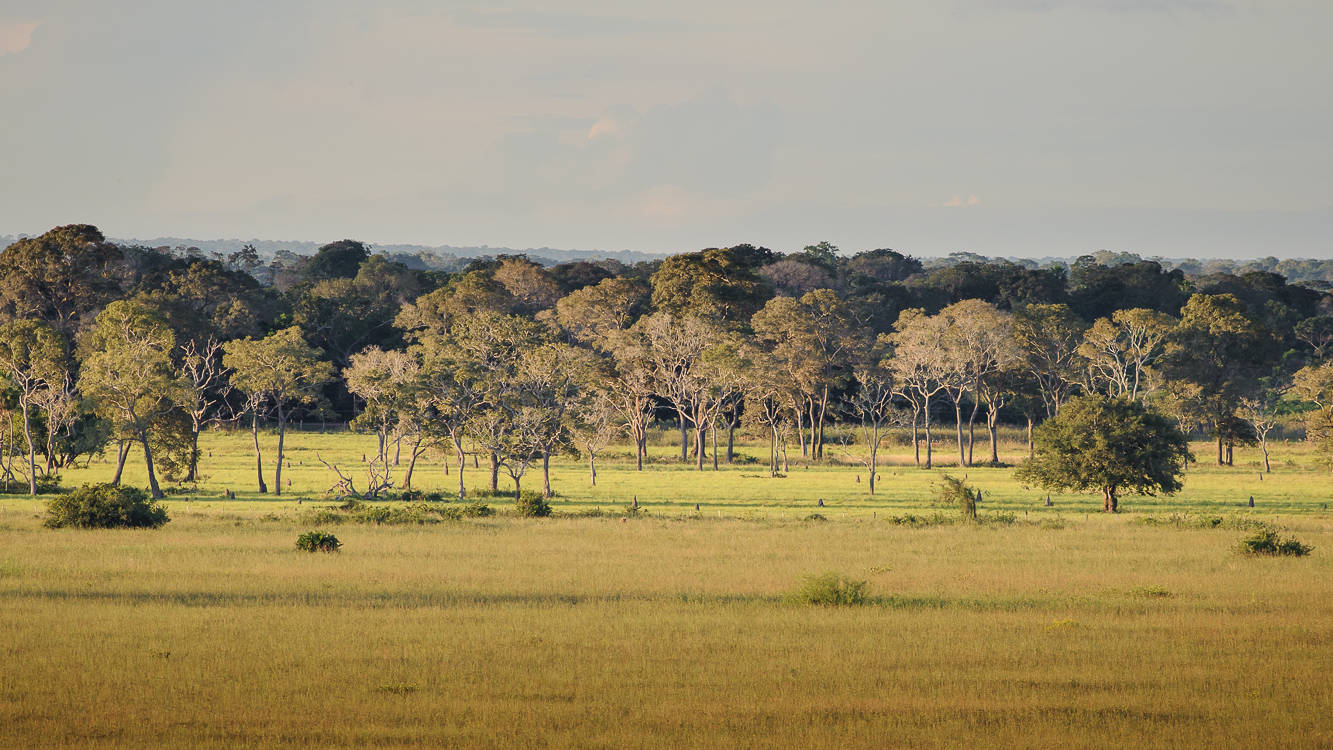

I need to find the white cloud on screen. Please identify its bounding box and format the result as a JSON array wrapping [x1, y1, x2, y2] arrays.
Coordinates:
[[0, 21, 38, 56]]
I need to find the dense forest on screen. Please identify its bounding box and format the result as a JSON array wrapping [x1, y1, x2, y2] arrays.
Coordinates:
[[2, 224, 1331, 501]]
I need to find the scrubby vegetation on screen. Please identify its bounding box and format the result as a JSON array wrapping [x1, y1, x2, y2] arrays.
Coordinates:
[[788, 572, 871, 606], [43, 483, 169, 529], [295, 530, 341, 552]]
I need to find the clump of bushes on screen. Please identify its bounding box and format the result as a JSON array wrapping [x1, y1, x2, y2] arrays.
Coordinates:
[[515, 491, 552, 518], [787, 572, 870, 607], [44, 484, 169, 529], [1237, 528, 1313, 557], [296, 530, 342, 553]]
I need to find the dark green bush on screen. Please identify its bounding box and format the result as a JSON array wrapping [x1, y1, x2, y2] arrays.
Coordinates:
[[296, 530, 342, 553], [788, 572, 870, 606], [44, 484, 169, 529], [515, 492, 552, 518], [1237, 528, 1313, 557], [303, 501, 493, 525]]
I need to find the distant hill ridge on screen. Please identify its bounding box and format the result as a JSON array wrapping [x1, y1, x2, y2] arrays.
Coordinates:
[[45, 236, 666, 267]]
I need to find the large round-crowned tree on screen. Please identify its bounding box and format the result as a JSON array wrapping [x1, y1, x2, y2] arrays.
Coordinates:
[[1016, 394, 1191, 512]]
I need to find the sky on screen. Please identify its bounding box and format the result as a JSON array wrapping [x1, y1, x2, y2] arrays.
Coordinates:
[[1, 0, 1330, 259]]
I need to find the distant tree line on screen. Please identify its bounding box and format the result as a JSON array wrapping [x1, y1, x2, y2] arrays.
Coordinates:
[[1, 224, 1330, 501]]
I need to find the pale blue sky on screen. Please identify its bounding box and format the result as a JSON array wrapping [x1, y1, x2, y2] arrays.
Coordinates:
[[1, 1, 1329, 257]]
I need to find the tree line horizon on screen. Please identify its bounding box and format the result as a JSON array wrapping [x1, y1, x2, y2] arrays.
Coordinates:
[[1, 224, 1330, 504]]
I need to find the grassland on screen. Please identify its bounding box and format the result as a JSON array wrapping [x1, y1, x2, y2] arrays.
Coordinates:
[[1, 428, 1331, 748]]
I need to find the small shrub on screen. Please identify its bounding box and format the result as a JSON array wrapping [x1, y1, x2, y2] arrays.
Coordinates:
[[1237, 528, 1313, 557], [937, 474, 978, 521], [515, 492, 552, 518], [804, 513, 828, 522], [44, 484, 169, 529], [436, 502, 494, 520], [788, 572, 870, 606], [296, 530, 342, 553]]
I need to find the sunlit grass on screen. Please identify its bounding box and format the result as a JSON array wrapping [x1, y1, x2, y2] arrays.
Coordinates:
[[1, 430, 1330, 746]]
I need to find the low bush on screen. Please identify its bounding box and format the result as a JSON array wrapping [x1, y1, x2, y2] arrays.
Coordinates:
[[1135, 514, 1267, 531], [788, 572, 870, 607], [1237, 528, 1313, 557], [515, 492, 552, 518], [44, 484, 169, 529], [296, 530, 342, 553]]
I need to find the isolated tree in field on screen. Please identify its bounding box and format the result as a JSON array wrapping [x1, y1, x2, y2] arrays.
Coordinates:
[[569, 386, 620, 486], [0, 320, 67, 494], [1013, 303, 1087, 417], [225, 328, 335, 495], [78, 301, 185, 499], [1079, 308, 1175, 401], [1016, 394, 1191, 512], [1237, 378, 1284, 474], [345, 346, 419, 486]]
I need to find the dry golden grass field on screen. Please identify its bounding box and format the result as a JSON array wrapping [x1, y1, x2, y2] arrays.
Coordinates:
[[1, 428, 1330, 748]]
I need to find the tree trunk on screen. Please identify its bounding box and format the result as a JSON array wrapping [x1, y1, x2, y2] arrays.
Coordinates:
[[454, 435, 466, 500], [868, 444, 877, 495], [589, 454, 597, 486], [679, 415, 689, 462], [711, 425, 718, 471], [273, 403, 286, 496], [695, 427, 706, 471], [184, 424, 201, 483], [924, 395, 934, 469], [1261, 437, 1270, 473], [769, 427, 777, 478], [489, 453, 499, 491], [1216, 435, 1223, 466], [19, 398, 36, 495], [953, 402, 965, 468], [542, 453, 551, 498], [512, 475, 522, 502], [966, 396, 980, 467], [912, 408, 920, 466], [1103, 487, 1118, 513], [139, 430, 164, 499], [403, 437, 423, 490], [636, 431, 645, 471], [252, 411, 267, 493], [987, 409, 999, 465], [726, 420, 736, 464], [1026, 416, 1034, 460], [111, 440, 129, 486]]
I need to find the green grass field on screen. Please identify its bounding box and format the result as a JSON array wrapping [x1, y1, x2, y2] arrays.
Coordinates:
[[1, 429, 1331, 747]]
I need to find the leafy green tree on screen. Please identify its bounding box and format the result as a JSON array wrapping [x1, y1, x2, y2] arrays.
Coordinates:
[[1289, 362, 1333, 468], [1160, 293, 1280, 465], [299, 239, 370, 282], [224, 328, 335, 495], [0, 225, 124, 337], [77, 301, 185, 499], [650, 245, 774, 323], [1016, 394, 1191, 512], [751, 289, 857, 459], [0, 320, 68, 494], [1013, 303, 1088, 417]]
